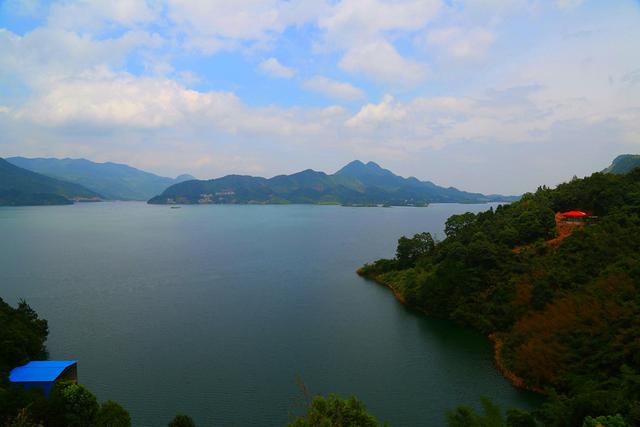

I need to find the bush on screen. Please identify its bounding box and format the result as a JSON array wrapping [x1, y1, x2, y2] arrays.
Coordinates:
[[288, 394, 381, 427], [168, 414, 196, 427], [48, 382, 99, 427], [97, 400, 131, 427], [582, 414, 626, 427]]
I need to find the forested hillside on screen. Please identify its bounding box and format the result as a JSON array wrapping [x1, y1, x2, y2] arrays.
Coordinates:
[[0, 158, 100, 206], [7, 157, 194, 201], [359, 169, 640, 426], [149, 160, 516, 205], [603, 155, 640, 175]]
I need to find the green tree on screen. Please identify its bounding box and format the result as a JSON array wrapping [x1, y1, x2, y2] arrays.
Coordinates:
[[446, 398, 535, 427], [506, 408, 537, 427], [447, 406, 484, 427], [0, 299, 48, 378], [288, 394, 381, 427], [582, 414, 626, 427], [48, 382, 99, 427], [168, 414, 195, 427], [96, 401, 131, 427], [445, 212, 477, 239], [396, 232, 435, 268]]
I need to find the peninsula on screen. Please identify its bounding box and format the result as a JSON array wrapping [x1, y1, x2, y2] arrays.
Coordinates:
[[358, 159, 640, 424]]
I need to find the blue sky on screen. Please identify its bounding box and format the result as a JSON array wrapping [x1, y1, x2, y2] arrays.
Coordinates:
[[0, 0, 639, 194]]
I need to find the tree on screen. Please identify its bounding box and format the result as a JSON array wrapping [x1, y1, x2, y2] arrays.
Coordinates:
[[0, 299, 48, 378], [447, 406, 483, 427], [582, 414, 626, 427], [445, 212, 477, 239], [447, 398, 535, 427], [288, 394, 381, 427], [96, 401, 131, 427], [48, 382, 99, 427], [168, 414, 195, 427], [396, 232, 435, 268], [506, 408, 537, 427]]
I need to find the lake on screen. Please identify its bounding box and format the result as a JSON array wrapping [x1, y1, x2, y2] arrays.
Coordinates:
[[0, 202, 539, 426]]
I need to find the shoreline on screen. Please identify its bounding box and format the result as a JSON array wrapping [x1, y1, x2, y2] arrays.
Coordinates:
[[358, 271, 544, 395]]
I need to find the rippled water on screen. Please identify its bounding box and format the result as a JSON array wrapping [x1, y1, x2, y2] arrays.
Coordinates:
[[0, 202, 539, 426]]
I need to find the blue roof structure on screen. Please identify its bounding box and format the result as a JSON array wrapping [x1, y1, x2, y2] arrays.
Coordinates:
[[9, 360, 77, 383]]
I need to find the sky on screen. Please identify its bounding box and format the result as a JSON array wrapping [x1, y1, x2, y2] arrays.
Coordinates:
[[0, 0, 639, 194]]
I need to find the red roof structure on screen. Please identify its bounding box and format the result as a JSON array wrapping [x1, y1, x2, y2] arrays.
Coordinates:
[[561, 211, 588, 217]]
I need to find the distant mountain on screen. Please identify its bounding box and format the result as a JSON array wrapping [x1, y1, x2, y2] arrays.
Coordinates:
[[7, 157, 195, 201], [603, 154, 640, 174], [0, 158, 101, 206], [148, 160, 517, 205]]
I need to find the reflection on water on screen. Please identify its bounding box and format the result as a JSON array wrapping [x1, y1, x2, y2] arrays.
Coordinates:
[[0, 202, 539, 426]]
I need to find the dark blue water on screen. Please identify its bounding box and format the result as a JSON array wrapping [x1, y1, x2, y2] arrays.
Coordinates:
[[0, 203, 538, 426]]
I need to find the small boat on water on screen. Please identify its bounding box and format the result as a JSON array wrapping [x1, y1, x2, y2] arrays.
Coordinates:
[[170, 206, 181, 209]]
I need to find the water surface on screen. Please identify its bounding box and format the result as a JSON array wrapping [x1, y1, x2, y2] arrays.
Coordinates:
[[0, 203, 538, 426]]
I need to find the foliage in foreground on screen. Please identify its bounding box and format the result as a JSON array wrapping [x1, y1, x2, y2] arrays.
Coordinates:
[[0, 299, 193, 427], [288, 394, 382, 427], [446, 398, 629, 427], [0, 299, 48, 381], [447, 397, 537, 427], [168, 414, 196, 427]]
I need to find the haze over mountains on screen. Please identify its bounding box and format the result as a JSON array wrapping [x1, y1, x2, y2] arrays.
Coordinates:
[[149, 160, 518, 206], [0, 158, 100, 206], [603, 154, 640, 175], [3, 155, 638, 207], [7, 157, 194, 201]]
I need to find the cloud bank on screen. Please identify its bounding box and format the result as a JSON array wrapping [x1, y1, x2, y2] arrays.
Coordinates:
[[0, 0, 638, 193]]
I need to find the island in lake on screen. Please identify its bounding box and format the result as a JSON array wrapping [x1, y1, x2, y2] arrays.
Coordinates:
[[148, 160, 518, 206]]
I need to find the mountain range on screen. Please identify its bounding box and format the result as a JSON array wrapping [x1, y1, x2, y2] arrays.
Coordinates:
[[603, 154, 640, 175], [0, 158, 100, 206], [148, 160, 518, 206], [7, 157, 194, 201], [4, 155, 638, 207]]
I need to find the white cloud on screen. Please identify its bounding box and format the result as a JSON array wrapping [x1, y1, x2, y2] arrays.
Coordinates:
[[303, 76, 364, 100], [318, 0, 438, 86], [424, 27, 496, 59], [178, 71, 201, 85], [1, 0, 640, 194], [339, 40, 427, 84], [259, 57, 296, 79], [167, 0, 328, 53], [1, 0, 44, 17], [555, 0, 585, 9], [47, 0, 160, 31], [15, 70, 203, 128], [346, 95, 406, 128], [12, 69, 343, 139], [0, 27, 163, 86], [319, 0, 441, 47]]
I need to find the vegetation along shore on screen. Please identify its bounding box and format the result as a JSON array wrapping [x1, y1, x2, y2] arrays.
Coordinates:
[[359, 166, 640, 426]]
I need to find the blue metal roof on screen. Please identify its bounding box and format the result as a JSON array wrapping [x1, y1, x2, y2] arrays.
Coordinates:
[[9, 360, 77, 383]]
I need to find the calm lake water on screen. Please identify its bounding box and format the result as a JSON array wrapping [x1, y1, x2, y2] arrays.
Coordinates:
[[0, 202, 539, 426]]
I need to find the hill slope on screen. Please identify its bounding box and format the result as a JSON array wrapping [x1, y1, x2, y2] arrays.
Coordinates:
[[603, 154, 640, 174], [358, 165, 640, 425], [0, 158, 101, 206], [149, 160, 517, 205], [7, 157, 194, 201]]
